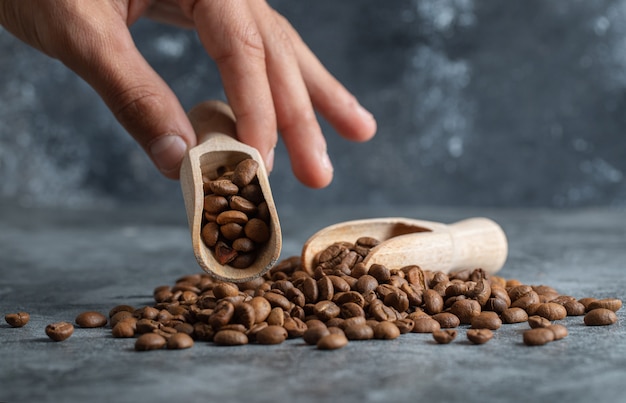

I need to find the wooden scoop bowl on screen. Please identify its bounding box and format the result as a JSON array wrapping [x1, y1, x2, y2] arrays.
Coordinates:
[[301, 217, 508, 275], [179, 101, 282, 282]]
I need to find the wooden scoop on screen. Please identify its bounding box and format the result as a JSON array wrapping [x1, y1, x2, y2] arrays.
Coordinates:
[[301, 217, 508, 275], [179, 101, 282, 282]]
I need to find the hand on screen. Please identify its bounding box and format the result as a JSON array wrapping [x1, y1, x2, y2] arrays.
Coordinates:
[[0, 0, 376, 187]]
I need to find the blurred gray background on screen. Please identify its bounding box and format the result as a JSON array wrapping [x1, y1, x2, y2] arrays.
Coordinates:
[[1, 0, 625, 212]]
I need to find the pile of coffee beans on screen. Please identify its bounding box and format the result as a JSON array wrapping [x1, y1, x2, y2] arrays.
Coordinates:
[[3, 237, 622, 350], [200, 158, 271, 269], [97, 237, 620, 351]]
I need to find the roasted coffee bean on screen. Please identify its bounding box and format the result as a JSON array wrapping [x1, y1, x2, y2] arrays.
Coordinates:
[[466, 328, 493, 345], [266, 307, 285, 327], [548, 324, 568, 340], [135, 333, 167, 351], [423, 289, 444, 314], [229, 195, 257, 216], [75, 311, 108, 328], [534, 302, 567, 321], [316, 276, 334, 301], [508, 285, 534, 302], [470, 311, 502, 330], [412, 317, 441, 333], [449, 299, 481, 324], [373, 321, 400, 340], [109, 304, 135, 318], [136, 318, 160, 334], [584, 308, 618, 326], [432, 329, 457, 344], [528, 315, 552, 329], [394, 318, 415, 334], [578, 297, 598, 311], [469, 279, 491, 306], [209, 300, 235, 329], [167, 333, 194, 349], [256, 325, 288, 345], [204, 194, 229, 214], [214, 329, 249, 346], [368, 264, 391, 283], [344, 323, 374, 341], [317, 333, 349, 350], [5, 312, 30, 327], [510, 291, 540, 310], [250, 296, 272, 323], [45, 322, 74, 342], [314, 300, 340, 322], [563, 300, 586, 316], [432, 312, 460, 329], [233, 303, 256, 329], [587, 298, 622, 312], [245, 218, 270, 244], [112, 321, 135, 338], [334, 291, 365, 307], [523, 328, 555, 346], [355, 275, 378, 294], [232, 159, 259, 187], [340, 302, 365, 319], [325, 317, 344, 328], [263, 292, 292, 311], [283, 317, 308, 338], [501, 307, 529, 324], [209, 179, 239, 196]]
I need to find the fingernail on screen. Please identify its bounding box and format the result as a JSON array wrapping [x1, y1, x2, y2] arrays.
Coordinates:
[[149, 135, 188, 173], [356, 102, 375, 121], [265, 147, 275, 173], [320, 151, 333, 173]]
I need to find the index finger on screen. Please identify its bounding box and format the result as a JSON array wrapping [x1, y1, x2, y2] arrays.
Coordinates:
[[180, 0, 277, 170]]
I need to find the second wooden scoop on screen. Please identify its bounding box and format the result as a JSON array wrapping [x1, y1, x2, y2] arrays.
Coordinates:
[[302, 217, 508, 275], [180, 101, 282, 282]]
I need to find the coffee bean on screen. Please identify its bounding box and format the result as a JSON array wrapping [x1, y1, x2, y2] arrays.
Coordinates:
[[317, 333, 349, 350], [313, 300, 340, 322], [45, 322, 74, 342], [135, 333, 167, 351], [112, 321, 135, 338], [344, 323, 374, 341], [256, 325, 288, 345], [587, 298, 622, 313], [108, 304, 136, 318], [470, 311, 502, 330], [209, 179, 239, 196], [528, 315, 552, 329], [166, 333, 194, 349], [232, 159, 259, 187], [214, 329, 249, 346], [562, 300, 586, 316], [534, 302, 567, 321], [373, 321, 400, 340], [466, 328, 493, 345], [548, 324, 568, 340], [5, 312, 30, 327], [368, 264, 391, 283], [432, 312, 460, 329], [412, 317, 441, 333], [584, 308, 618, 326], [501, 307, 528, 324], [75, 311, 108, 328], [432, 329, 457, 344], [449, 299, 481, 324], [245, 218, 270, 244], [394, 318, 415, 334], [523, 328, 555, 346]]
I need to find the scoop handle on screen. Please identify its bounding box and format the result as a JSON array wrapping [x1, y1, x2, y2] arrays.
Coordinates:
[[363, 217, 508, 274]]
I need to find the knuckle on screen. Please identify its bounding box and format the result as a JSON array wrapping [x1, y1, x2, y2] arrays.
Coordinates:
[[109, 85, 165, 137]]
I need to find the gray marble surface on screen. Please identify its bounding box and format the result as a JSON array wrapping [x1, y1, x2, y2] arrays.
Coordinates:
[[0, 204, 625, 403]]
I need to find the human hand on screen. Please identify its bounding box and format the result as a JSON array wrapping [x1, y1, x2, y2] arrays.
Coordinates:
[[0, 0, 376, 187]]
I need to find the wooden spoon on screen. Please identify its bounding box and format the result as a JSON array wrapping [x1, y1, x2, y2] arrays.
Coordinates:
[[179, 100, 282, 282], [301, 217, 508, 275]]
